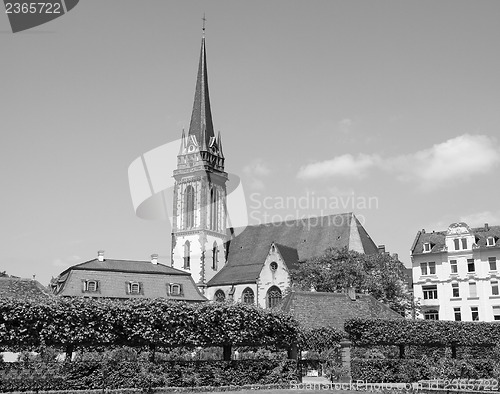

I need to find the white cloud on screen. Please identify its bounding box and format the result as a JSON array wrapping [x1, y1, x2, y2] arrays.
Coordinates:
[[242, 158, 271, 190], [297, 134, 500, 191], [338, 118, 353, 134], [297, 153, 380, 180]]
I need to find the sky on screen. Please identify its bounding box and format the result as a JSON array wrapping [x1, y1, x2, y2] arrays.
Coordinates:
[[1, 0, 500, 286]]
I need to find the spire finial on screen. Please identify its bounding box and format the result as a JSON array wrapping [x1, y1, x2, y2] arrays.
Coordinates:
[[202, 13, 206, 37]]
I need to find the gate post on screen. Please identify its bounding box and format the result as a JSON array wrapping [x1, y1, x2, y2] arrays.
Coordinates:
[[339, 340, 352, 383]]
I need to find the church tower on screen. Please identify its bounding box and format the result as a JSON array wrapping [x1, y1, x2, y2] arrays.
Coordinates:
[[171, 31, 228, 292]]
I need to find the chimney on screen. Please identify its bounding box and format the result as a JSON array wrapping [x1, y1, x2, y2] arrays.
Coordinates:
[[97, 250, 105, 262], [347, 287, 356, 301], [392, 253, 399, 261], [485, 223, 490, 231], [378, 245, 386, 254], [422, 229, 426, 234], [151, 253, 158, 265]]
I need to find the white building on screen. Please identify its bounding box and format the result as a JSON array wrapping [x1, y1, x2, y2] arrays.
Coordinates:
[[411, 222, 500, 321]]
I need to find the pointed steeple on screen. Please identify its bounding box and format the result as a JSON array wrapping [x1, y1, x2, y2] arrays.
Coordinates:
[[188, 35, 215, 149]]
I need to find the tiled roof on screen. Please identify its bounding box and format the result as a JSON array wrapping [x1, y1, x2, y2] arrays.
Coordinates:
[[60, 259, 190, 276], [411, 225, 500, 255], [53, 258, 206, 302], [279, 291, 402, 331], [0, 277, 52, 299], [275, 243, 299, 271], [208, 213, 378, 286]]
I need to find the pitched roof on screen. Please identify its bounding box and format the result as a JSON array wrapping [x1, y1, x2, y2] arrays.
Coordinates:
[[279, 291, 402, 331], [411, 224, 500, 255], [208, 213, 378, 286], [275, 243, 299, 271], [188, 36, 215, 148], [0, 277, 52, 299]]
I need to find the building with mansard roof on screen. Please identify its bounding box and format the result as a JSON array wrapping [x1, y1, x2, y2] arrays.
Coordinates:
[[51, 251, 205, 302], [411, 222, 500, 321], [170, 33, 381, 309]]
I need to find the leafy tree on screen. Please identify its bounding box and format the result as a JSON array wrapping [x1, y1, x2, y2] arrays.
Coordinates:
[[290, 247, 413, 316]]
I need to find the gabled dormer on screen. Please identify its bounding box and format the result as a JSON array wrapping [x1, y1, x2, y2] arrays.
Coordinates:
[[445, 222, 475, 252]]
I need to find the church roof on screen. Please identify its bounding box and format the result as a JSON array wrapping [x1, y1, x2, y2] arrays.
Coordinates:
[[188, 36, 215, 148], [279, 291, 402, 331], [207, 213, 378, 286]]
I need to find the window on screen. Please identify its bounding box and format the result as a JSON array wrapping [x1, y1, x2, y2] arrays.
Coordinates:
[[212, 241, 218, 271], [467, 259, 475, 273], [127, 281, 142, 295], [454, 239, 460, 251], [450, 260, 458, 274], [424, 309, 439, 320], [228, 286, 235, 301], [242, 287, 255, 305], [461, 238, 468, 250], [214, 289, 225, 302], [471, 306, 479, 321], [489, 257, 497, 271], [169, 283, 183, 296], [267, 286, 282, 308], [184, 185, 195, 229], [83, 280, 99, 293], [493, 306, 500, 321], [492, 281, 499, 296], [270, 261, 278, 272], [210, 188, 218, 231], [184, 241, 190, 269], [423, 242, 431, 252], [452, 283, 460, 298], [454, 307, 461, 321], [469, 282, 477, 298], [423, 285, 438, 300], [487, 237, 496, 247], [420, 262, 435, 276]]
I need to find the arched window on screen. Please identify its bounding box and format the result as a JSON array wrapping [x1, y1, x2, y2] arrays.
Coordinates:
[[184, 185, 195, 229], [210, 187, 218, 231], [267, 286, 282, 308], [424, 309, 439, 320], [242, 287, 255, 305], [212, 241, 218, 270], [184, 241, 190, 269], [214, 289, 225, 302]]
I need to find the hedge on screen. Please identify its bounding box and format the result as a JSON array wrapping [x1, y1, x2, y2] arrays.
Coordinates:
[[0, 359, 298, 392], [352, 358, 499, 382], [0, 298, 298, 351], [345, 318, 500, 347], [298, 326, 345, 352]]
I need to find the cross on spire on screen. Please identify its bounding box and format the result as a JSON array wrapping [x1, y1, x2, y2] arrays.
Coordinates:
[[202, 13, 206, 37]]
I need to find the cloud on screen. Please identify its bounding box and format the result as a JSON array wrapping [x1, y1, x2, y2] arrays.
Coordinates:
[[297, 153, 380, 180], [338, 118, 353, 134], [297, 134, 500, 191], [459, 211, 500, 227], [242, 158, 271, 190]]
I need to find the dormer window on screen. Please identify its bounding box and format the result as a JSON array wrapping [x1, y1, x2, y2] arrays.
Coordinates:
[[169, 283, 183, 296], [454, 239, 460, 251], [487, 237, 496, 247], [83, 280, 99, 293], [127, 281, 142, 295], [461, 238, 468, 249], [423, 243, 432, 253]]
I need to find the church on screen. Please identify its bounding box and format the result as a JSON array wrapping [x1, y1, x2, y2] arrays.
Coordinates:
[[170, 33, 380, 308]]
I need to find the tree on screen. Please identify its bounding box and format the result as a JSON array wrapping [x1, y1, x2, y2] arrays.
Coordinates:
[[290, 247, 413, 316]]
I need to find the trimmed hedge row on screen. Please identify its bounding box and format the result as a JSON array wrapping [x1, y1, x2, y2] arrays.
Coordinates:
[[0, 359, 298, 392], [352, 358, 499, 382], [0, 298, 298, 351], [298, 326, 345, 351], [345, 318, 500, 346]]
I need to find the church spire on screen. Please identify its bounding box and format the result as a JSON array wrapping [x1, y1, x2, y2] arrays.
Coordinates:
[[188, 24, 214, 149]]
